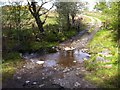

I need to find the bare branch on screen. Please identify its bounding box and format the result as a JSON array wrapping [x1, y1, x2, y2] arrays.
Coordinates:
[[8, 0, 13, 5], [39, 4, 54, 16], [37, 2, 47, 14], [42, 14, 48, 24], [27, 0, 34, 16]]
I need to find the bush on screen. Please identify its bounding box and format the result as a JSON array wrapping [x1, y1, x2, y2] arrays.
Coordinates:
[[44, 32, 58, 42], [3, 52, 21, 61]]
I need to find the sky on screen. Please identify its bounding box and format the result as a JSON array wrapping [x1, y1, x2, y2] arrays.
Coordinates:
[[0, 0, 117, 11]]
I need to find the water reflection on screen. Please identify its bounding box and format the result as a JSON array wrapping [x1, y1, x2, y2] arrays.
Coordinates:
[[74, 49, 90, 63], [57, 51, 75, 67], [23, 49, 90, 68], [43, 60, 57, 67], [41, 49, 90, 67]]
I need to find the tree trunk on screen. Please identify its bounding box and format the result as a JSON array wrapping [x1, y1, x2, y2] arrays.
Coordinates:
[[34, 15, 44, 33], [67, 13, 70, 30], [71, 15, 75, 26]]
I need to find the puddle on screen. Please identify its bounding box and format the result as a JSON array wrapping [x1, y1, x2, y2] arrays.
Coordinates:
[[22, 49, 90, 68], [43, 60, 57, 67], [74, 49, 90, 63]]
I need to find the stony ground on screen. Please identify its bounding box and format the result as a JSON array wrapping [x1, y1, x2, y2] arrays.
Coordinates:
[[2, 15, 102, 89], [58, 15, 102, 50]]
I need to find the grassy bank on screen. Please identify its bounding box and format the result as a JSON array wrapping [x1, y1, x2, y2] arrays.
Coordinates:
[[84, 27, 118, 88], [84, 12, 111, 22], [2, 52, 24, 81], [82, 11, 119, 88]]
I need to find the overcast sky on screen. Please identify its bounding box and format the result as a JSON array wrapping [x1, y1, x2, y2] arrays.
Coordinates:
[[0, 0, 116, 11]]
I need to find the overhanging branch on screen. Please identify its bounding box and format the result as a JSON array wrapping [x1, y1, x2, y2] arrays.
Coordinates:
[[37, 2, 47, 14], [42, 14, 48, 24], [27, 0, 35, 17], [39, 4, 54, 16]]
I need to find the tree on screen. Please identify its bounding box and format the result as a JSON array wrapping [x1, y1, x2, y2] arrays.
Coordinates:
[[2, 1, 23, 42], [27, 0, 54, 33], [55, 2, 78, 30], [69, 2, 78, 26], [55, 2, 70, 30], [109, 2, 119, 30], [94, 1, 108, 12]]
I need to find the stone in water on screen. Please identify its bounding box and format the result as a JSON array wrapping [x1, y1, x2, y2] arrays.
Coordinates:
[[39, 84, 45, 87], [25, 81, 30, 84], [64, 47, 75, 51], [33, 82, 37, 85], [17, 76, 21, 79], [74, 82, 81, 87], [73, 60, 77, 63], [36, 61, 44, 64]]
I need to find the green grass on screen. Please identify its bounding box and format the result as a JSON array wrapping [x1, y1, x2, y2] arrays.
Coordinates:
[[2, 52, 23, 81], [85, 12, 111, 22], [83, 16, 91, 24], [41, 13, 58, 25], [88, 26, 94, 33], [30, 41, 58, 50], [84, 28, 118, 88]]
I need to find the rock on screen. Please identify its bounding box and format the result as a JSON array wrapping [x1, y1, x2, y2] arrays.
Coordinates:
[[32, 81, 37, 85], [81, 49, 88, 52], [54, 68, 57, 70], [76, 73, 79, 76], [98, 49, 111, 57], [64, 47, 71, 51], [37, 38, 40, 41], [96, 56, 109, 63], [105, 54, 112, 57], [63, 68, 70, 73], [96, 56, 105, 62], [74, 82, 81, 87], [17, 76, 21, 80], [36, 61, 44, 64], [23, 65, 26, 68], [52, 46, 55, 49], [81, 69, 85, 72], [25, 81, 30, 84], [73, 60, 77, 63], [63, 69, 67, 73], [19, 53, 22, 57], [42, 77, 45, 79], [83, 58, 87, 60], [68, 69, 70, 71], [64, 47, 75, 51], [103, 64, 112, 69], [39, 84, 45, 87], [76, 68, 80, 70], [42, 73, 45, 75]]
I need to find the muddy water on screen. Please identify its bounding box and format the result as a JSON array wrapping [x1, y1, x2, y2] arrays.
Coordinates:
[[22, 49, 90, 68]]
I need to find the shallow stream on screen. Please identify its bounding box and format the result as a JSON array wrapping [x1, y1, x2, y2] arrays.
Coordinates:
[[22, 49, 90, 68]]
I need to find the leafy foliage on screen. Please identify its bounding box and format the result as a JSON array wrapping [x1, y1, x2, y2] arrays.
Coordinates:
[[55, 2, 79, 30]]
